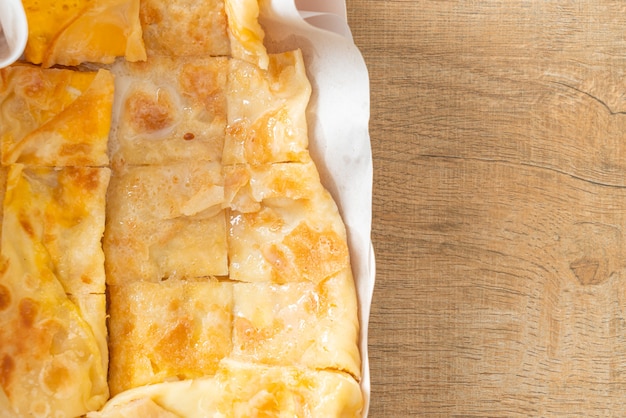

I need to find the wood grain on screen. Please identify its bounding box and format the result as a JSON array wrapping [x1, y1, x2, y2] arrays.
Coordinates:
[[347, 1, 626, 416]]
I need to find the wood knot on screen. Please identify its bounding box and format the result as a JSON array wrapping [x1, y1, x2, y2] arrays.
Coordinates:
[[569, 257, 604, 285]]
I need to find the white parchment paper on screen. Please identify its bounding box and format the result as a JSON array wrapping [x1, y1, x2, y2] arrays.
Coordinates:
[[260, 1, 374, 415]]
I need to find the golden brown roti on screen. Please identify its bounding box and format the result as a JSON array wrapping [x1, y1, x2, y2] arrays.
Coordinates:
[[232, 269, 361, 379], [140, 0, 230, 57], [227, 166, 350, 284], [107, 280, 233, 395], [0, 65, 113, 167], [0, 1, 364, 415], [0, 165, 110, 416], [22, 0, 145, 67], [109, 57, 228, 166], [223, 156, 325, 213], [104, 161, 228, 284], [90, 360, 363, 418], [224, 51, 311, 165]]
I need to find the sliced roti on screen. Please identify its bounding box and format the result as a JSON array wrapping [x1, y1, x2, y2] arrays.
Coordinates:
[[140, 0, 230, 58], [0, 281, 108, 417], [227, 161, 350, 284], [0, 164, 109, 417], [232, 268, 361, 379], [224, 50, 311, 166], [90, 360, 363, 418], [2, 1, 364, 415], [5, 165, 111, 295], [109, 56, 228, 166], [0, 65, 113, 167], [104, 162, 228, 284], [139, 0, 267, 64], [107, 279, 233, 395], [223, 154, 323, 213], [1, 164, 110, 369], [22, 0, 146, 67]]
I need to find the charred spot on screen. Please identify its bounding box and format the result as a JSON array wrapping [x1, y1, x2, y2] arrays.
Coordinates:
[[42, 363, 70, 392], [19, 298, 38, 328], [19, 217, 35, 237], [69, 167, 101, 191], [183, 132, 195, 140], [140, 3, 163, 25], [225, 120, 246, 137], [0, 258, 9, 277], [155, 320, 193, 363], [0, 355, 14, 389], [126, 90, 175, 133], [0, 285, 10, 311]]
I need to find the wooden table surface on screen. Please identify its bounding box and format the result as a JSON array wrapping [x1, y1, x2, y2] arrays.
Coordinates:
[[347, 1, 626, 416]]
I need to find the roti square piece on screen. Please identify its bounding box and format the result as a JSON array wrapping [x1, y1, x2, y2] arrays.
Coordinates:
[[107, 279, 233, 395], [109, 57, 228, 166], [140, 0, 230, 57], [0, 164, 110, 376], [3, 165, 111, 296], [0, 165, 110, 416], [0, 278, 108, 417], [104, 162, 228, 284], [0, 65, 113, 167], [22, 0, 146, 68], [224, 50, 312, 166], [90, 360, 364, 418], [227, 169, 350, 284], [232, 268, 362, 379], [223, 154, 323, 213]]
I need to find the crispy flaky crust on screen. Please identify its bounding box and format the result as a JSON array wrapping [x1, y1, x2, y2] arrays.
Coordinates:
[[0, 0, 363, 416], [91, 360, 362, 418]]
